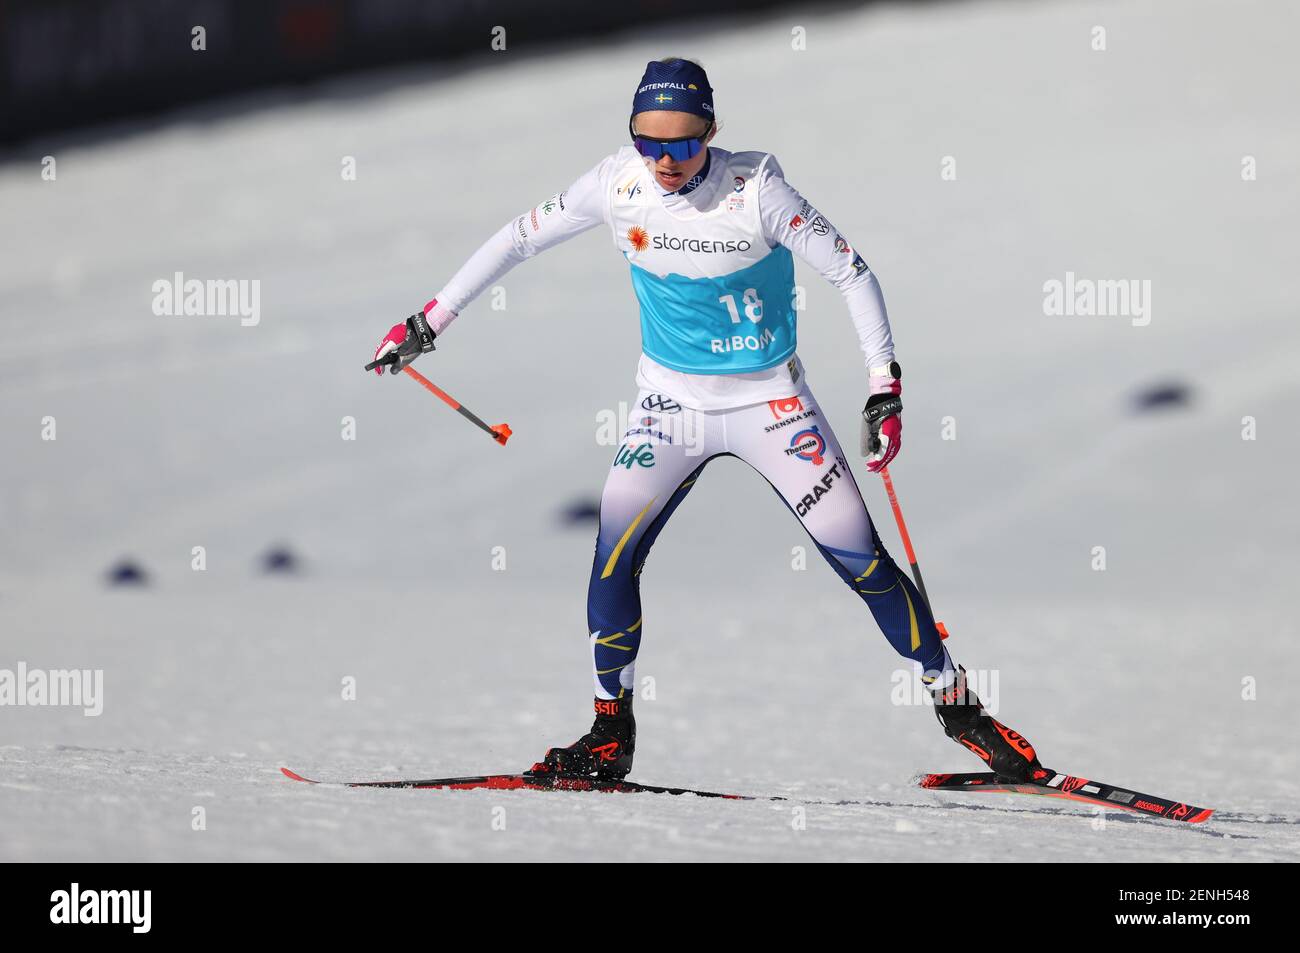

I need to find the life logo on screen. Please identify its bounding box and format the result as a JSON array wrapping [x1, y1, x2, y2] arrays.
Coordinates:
[[788, 426, 826, 465], [614, 442, 655, 469]]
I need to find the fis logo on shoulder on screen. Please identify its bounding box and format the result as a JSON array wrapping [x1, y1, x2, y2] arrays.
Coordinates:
[[50, 884, 151, 933]]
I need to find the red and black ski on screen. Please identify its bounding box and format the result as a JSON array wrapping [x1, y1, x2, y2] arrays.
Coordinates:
[[918, 770, 1214, 823], [281, 767, 754, 799], [283, 766, 1214, 823]]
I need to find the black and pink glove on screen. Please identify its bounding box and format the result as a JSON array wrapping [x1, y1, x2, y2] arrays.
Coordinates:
[[372, 301, 448, 376], [862, 361, 902, 472]]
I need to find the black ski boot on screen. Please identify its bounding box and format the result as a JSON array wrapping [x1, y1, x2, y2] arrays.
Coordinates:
[[932, 667, 1049, 783], [529, 696, 636, 780]]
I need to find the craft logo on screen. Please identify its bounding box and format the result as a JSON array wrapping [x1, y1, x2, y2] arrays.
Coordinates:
[[794, 458, 845, 516], [627, 226, 649, 252], [50, 884, 151, 933], [786, 426, 826, 465]]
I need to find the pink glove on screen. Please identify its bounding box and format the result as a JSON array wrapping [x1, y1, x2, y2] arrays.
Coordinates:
[[372, 322, 412, 376], [371, 299, 455, 376], [862, 361, 902, 472], [864, 415, 902, 472]]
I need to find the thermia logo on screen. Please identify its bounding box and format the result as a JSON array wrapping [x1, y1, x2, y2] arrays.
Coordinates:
[[50, 883, 151, 933]]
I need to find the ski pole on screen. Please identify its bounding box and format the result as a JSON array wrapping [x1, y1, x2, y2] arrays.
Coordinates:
[[402, 366, 512, 446], [364, 353, 512, 446], [879, 465, 948, 639]]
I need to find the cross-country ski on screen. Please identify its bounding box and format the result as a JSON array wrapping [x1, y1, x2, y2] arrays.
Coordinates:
[[282, 766, 1215, 826]]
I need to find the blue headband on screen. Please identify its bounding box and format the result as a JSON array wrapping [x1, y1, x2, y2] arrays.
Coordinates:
[[631, 59, 714, 122]]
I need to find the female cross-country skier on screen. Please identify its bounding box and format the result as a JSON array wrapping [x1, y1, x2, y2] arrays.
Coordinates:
[[373, 58, 1048, 785]]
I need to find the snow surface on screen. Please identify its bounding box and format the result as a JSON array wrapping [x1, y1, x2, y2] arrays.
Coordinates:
[[1, 0, 1298, 861]]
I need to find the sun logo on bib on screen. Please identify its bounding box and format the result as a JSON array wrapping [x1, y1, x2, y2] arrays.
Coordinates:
[[627, 226, 649, 252]]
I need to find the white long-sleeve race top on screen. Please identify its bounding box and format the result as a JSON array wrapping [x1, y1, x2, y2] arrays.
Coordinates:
[[429, 145, 895, 410]]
